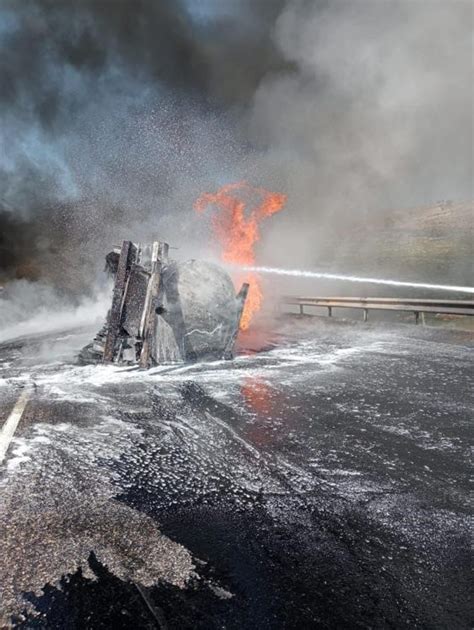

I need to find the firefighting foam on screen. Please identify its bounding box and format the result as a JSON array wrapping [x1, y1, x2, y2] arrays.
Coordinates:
[[194, 182, 287, 329], [236, 265, 474, 295]]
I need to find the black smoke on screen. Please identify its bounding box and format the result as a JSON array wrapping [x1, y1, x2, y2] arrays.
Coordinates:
[[0, 0, 289, 286]]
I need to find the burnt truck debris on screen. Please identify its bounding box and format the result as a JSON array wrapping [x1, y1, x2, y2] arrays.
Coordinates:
[[80, 240, 249, 367]]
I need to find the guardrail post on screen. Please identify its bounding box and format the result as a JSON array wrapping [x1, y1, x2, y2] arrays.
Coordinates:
[[414, 311, 420, 325], [328, 306, 332, 317], [299, 304, 304, 315], [363, 308, 368, 322]]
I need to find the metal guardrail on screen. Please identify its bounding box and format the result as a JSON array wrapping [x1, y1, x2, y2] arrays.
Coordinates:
[[281, 296, 474, 324]]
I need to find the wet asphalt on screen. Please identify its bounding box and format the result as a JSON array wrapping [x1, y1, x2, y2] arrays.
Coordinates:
[[0, 316, 472, 629]]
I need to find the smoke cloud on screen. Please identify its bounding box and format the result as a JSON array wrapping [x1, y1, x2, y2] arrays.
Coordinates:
[[0, 0, 471, 295], [0, 279, 110, 344], [250, 0, 472, 273]]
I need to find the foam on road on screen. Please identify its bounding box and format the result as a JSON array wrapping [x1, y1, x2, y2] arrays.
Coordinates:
[[0, 318, 471, 627]]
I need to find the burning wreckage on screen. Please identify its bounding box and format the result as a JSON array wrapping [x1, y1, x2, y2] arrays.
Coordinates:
[[80, 240, 249, 367]]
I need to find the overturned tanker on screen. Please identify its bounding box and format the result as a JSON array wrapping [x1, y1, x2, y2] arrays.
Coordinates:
[[80, 240, 249, 367]]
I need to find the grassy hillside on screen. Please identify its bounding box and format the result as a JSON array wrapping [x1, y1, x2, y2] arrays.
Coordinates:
[[329, 201, 473, 289]]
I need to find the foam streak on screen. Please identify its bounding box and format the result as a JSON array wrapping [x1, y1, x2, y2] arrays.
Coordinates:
[[237, 265, 474, 294]]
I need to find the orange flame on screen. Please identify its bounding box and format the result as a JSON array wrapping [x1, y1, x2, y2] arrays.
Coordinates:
[[194, 182, 286, 329]]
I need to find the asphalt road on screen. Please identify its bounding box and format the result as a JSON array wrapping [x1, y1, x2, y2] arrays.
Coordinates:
[[0, 316, 472, 629]]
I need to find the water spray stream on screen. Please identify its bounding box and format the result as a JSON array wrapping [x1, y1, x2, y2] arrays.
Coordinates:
[[235, 265, 474, 295]]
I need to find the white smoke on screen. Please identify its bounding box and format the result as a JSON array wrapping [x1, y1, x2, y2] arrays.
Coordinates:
[[250, 0, 472, 271], [0, 280, 110, 344]]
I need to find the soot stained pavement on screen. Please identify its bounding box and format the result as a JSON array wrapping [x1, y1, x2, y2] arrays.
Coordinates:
[[0, 317, 472, 628]]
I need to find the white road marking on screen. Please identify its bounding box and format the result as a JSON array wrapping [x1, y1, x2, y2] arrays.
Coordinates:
[[0, 387, 32, 464]]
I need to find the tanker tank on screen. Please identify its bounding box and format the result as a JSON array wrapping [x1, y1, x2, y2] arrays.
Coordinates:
[[79, 240, 248, 367]]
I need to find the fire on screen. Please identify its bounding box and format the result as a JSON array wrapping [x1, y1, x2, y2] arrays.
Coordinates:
[[194, 182, 286, 329]]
